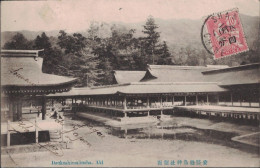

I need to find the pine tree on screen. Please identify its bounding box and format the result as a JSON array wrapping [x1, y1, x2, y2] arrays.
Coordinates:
[[69, 47, 101, 87], [33, 32, 63, 74], [157, 41, 172, 65], [142, 16, 160, 64]]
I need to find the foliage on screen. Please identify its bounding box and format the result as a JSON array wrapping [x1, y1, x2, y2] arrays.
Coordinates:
[[3, 33, 33, 50], [142, 16, 161, 64], [157, 41, 173, 65], [33, 32, 63, 74], [2, 15, 259, 86], [58, 30, 86, 54]]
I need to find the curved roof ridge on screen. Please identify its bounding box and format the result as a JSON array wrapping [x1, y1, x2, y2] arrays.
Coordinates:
[[131, 82, 220, 85], [148, 64, 208, 70], [202, 63, 260, 74], [113, 70, 146, 84]]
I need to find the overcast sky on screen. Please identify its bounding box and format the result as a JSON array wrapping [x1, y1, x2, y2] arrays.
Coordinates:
[[1, 0, 259, 32]]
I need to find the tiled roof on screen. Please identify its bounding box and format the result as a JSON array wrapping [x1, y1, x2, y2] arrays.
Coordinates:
[[1, 50, 77, 93], [48, 82, 227, 97], [202, 63, 260, 86], [113, 70, 146, 84], [141, 64, 228, 83]]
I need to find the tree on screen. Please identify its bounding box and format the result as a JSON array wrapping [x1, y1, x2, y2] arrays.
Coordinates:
[[90, 37, 115, 85], [57, 30, 86, 54], [88, 22, 100, 40], [3, 33, 33, 50], [97, 57, 114, 85], [142, 16, 161, 64], [157, 41, 173, 65], [68, 48, 101, 87], [33, 32, 63, 74]]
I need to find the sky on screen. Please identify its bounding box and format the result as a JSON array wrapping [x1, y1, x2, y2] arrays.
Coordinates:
[[1, 0, 259, 32]]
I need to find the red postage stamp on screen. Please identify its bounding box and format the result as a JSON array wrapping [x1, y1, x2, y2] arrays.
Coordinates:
[[205, 8, 249, 59]]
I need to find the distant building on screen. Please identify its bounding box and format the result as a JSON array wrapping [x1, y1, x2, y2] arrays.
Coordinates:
[[48, 63, 260, 118]]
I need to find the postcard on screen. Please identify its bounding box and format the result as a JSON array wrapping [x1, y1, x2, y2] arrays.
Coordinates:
[[1, 0, 259, 167]]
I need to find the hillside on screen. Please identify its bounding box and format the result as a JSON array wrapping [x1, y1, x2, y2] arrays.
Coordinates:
[[1, 14, 259, 51]]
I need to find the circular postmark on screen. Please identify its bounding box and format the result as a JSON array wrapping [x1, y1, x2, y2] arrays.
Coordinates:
[[201, 8, 249, 60], [201, 14, 214, 55]]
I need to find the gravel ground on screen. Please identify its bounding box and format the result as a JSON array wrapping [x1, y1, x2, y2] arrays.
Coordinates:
[[1, 116, 259, 167]]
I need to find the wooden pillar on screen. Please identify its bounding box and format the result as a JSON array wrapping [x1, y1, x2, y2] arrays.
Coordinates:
[[9, 101, 14, 122], [147, 111, 150, 116], [160, 95, 163, 107], [7, 120, 10, 147], [196, 95, 198, 106], [35, 117, 38, 143], [124, 112, 127, 117], [62, 120, 64, 142], [259, 96, 260, 107], [206, 94, 209, 105], [17, 99, 22, 121], [11, 101, 17, 121], [184, 96, 187, 106], [161, 110, 163, 115], [123, 96, 127, 110], [249, 93, 251, 107], [42, 96, 46, 120], [113, 97, 115, 107], [172, 95, 175, 106], [147, 96, 150, 108], [231, 93, 233, 106], [240, 95, 242, 106]]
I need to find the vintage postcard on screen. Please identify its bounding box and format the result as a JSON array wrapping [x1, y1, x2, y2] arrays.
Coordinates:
[[1, 0, 259, 167]]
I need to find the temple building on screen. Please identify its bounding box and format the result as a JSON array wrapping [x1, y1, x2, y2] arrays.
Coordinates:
[[1, 50, 77, 122], [1, 50, 78, 147]]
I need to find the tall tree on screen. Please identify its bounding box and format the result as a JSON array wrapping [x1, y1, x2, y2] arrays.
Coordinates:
[[157, 41, 173, 65], [91, 37, 115, 85], [68, 48, 101, 87], [33, 32, 63, 74], [3, 33, 33, 50], [88, 22, 100, 40], [57, 30, 86, 54], [34, 32, 52, 51], [142, 16, 160, 64]]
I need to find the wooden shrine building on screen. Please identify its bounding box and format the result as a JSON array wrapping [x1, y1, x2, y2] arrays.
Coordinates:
[[48, 63, 260, 119], [1, 50, 77, 122]]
